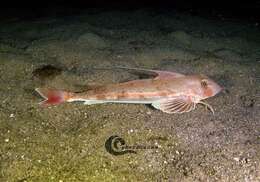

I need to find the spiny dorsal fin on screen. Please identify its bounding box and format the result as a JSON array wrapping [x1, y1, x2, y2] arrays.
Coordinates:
[[110, 66, 185, 80]]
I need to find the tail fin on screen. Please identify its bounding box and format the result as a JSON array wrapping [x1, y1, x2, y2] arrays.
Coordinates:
[[35, 88, 70, 106]]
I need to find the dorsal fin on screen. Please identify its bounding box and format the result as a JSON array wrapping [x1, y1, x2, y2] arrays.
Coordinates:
[[109, 66, 185, 80], [152, 70, 185, 79]]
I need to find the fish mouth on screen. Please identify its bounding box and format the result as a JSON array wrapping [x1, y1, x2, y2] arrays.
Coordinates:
[[215, 87, 229, 98], [213, 84, 223, 96], [221, 87, 230, 94]]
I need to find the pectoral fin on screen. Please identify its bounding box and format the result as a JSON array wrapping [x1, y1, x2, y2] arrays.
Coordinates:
[[152, 97, 196, 114]]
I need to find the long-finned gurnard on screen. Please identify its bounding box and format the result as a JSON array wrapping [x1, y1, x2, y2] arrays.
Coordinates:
[[35, 67, 222, 114]]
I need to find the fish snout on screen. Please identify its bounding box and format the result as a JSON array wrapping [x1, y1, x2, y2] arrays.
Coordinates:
[[211, 82, 223, 96], [221, 87, 229, 94]]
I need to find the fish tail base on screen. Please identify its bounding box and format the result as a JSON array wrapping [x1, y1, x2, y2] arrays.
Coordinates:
[[35, 88, 71, 106]]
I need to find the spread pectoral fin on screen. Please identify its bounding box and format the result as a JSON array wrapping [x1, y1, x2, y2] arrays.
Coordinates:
[[152, 97, 196, 114]]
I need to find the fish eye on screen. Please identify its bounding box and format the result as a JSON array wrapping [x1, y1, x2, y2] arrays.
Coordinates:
[[201, 79, 208, 88]]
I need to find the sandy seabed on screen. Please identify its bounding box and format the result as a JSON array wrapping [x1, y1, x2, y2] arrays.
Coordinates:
[[0, 9, 259, 181]]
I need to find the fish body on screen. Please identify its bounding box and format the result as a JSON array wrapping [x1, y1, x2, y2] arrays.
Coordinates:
[[36, 68, 222, 114]]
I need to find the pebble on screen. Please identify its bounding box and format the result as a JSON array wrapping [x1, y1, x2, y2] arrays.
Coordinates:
[[146, 111, 152, 115], [234, 157, 240, 162], [128, 129, 134, 134]]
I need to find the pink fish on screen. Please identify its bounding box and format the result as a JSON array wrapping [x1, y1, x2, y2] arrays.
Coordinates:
[[35, 67, 222, 114]]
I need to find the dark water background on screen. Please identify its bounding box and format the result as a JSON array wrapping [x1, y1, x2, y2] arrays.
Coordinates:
[[0, 2, 259, 181]]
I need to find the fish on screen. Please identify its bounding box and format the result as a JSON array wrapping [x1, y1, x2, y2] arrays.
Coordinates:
[[35, 67, 222, 114]]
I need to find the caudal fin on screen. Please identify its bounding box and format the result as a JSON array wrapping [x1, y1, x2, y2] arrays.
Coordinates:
[[35, 88, 70, 106]]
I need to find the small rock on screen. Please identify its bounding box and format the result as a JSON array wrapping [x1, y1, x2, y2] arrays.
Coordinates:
[[234, 157, 240, 162], [146, 111, 152, 115]]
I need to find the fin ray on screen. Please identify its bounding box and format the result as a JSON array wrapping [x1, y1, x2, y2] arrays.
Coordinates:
[[95, 66, 185, 80], [152, 97, 196, 114], [83, 100, 107, 105]]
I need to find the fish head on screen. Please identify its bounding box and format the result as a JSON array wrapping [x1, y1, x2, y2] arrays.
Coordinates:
[[196, 74, 223, 100]]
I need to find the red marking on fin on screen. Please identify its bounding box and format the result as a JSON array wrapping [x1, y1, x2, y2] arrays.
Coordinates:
[[35, 88, 68, 106]]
